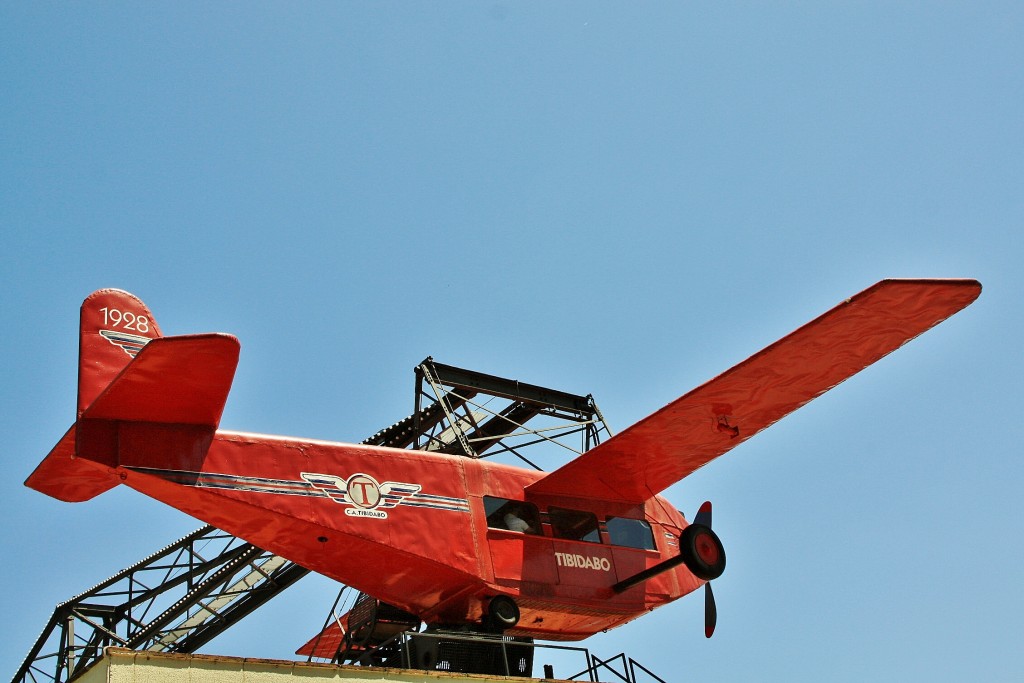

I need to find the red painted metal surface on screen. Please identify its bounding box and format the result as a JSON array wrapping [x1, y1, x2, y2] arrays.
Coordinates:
[[296, 620, 346, 659], [77, 289, 164, 417], [25, 281, 980, 641], [529, 279, 982, 503]]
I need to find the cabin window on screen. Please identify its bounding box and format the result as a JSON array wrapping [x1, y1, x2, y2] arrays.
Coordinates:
[[484, 496, 541, 535], [548, 507, 601, 543], [606, 517, 656, 550]]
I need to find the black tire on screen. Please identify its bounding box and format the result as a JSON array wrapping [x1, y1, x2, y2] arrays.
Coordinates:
[[486, 595, 520, 631], [679, 524, 726, 581]]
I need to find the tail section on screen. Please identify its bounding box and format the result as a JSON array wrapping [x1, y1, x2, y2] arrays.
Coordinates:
[[27, 290, 239, 502], [78, 289, 163, 417]]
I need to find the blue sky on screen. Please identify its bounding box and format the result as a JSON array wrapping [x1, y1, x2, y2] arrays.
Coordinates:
[[2, 3, 1021, 681]]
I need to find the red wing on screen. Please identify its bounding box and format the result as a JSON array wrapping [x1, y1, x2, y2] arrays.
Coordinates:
[[527, 279, 981, 504], [296, 619, 346, 658]]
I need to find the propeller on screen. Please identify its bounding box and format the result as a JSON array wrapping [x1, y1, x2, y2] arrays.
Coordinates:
[[693, 501, 719, 638], [613, 499, 724, 639]]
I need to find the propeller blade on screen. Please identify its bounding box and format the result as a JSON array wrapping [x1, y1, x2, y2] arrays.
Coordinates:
[[694, 500, 712, 528], [704, 582, 717, 638], [695, 501, 719, 638]]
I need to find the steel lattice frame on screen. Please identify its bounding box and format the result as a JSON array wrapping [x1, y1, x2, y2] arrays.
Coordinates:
[[14, 527, 308, 683]]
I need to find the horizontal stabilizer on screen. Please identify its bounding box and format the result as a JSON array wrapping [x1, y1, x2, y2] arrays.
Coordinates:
[[83, 334, 240, 426], [25, 427, 117, 502], [528, 279, 981, 503]]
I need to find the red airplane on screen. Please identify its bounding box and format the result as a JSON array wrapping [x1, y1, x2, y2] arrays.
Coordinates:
[[27, 280, 980, 643]]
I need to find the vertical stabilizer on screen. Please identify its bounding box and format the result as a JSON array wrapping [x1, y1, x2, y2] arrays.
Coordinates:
[[78, 289, 163, 416]]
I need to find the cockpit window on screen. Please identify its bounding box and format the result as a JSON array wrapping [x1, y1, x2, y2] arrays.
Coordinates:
[[606, 517, 656, 550], [548, 507, 601, 543], [484, 496, 541, 535]]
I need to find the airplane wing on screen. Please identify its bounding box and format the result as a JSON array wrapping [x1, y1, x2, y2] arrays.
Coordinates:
[[527, 279, 981, 504], [296, 619, 346, 659]]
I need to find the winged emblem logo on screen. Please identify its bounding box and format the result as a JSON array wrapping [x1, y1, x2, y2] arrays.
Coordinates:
[[99, 329, 151, 358], [300, 472, 421, 519]]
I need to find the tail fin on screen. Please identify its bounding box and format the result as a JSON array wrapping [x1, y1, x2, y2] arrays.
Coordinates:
[[27, 290, 239, 502], [78, 289, 163, 417]]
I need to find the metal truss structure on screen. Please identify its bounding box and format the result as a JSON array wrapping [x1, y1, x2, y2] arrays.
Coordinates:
[[15, 359, 609, 683], [14, 527, 308, 683], [377, 358, 609, 467]]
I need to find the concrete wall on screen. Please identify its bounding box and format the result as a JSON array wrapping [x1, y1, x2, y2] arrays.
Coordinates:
[[77, 649, 557, 683]]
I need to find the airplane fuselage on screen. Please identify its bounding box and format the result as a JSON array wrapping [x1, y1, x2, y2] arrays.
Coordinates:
[[108, 425, 698, 640]]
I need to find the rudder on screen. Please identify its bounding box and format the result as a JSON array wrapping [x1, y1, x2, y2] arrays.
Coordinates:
[[78, 289, 163, 416]]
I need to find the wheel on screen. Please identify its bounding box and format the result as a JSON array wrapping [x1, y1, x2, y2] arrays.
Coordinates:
[[486, 595, 520, 631], [679, 524, 726, 581]]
